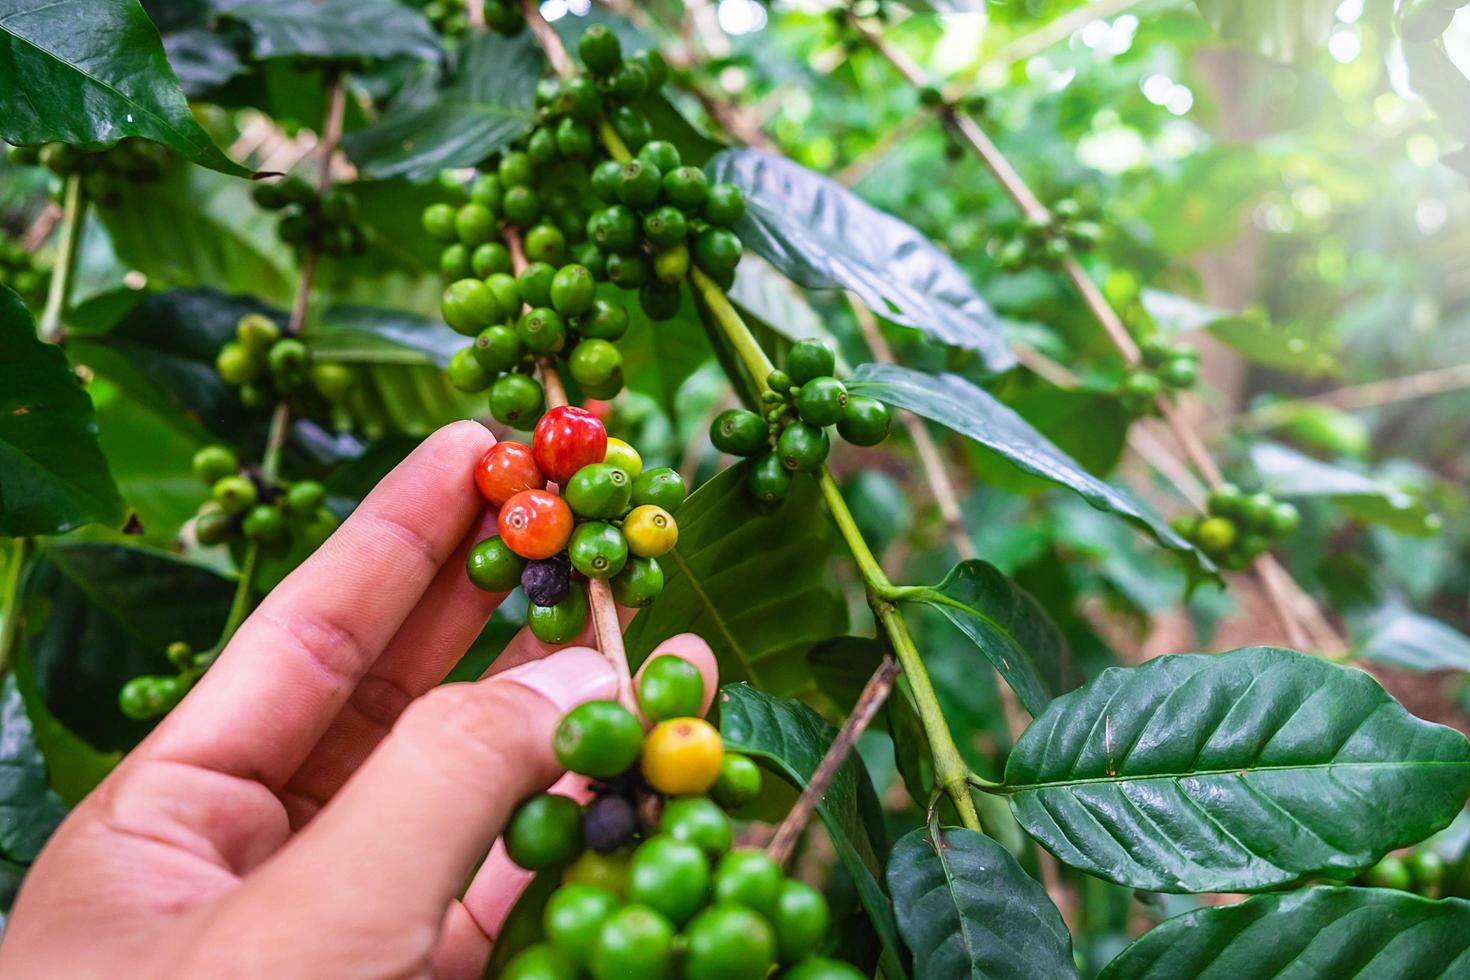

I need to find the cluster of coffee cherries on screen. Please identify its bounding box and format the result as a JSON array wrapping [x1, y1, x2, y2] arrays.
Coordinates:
[[252, 177, 367, 258], [0, 237, 48, 307], [1357, 846, 1451, 898], [5, 138, 167, 206], [188, 443, 340, 553], [117, 638, 199, 720], [467, 406, 684, 641], [411, 0, 469, 38], [992, 198, 1102, 270], [216, 313, 357, 417], [1116, 336, 1200, 417], [709, 339, 890, 507], [422, 24, 748, 426], [1172, 482, 1300, 570], [500, 659, 862, 980]]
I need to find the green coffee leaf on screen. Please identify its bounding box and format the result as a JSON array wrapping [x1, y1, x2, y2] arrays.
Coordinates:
[[1004, 646, 1470, 892], [887, 822, 1076, 980], [1358, 606, 1470, 674], [0, 675, 70, 863], [896, 560, 1073, 718], [344, 32, 541, 181], [623, 463, 846, 698], [0, 0, 248, 175], [1098, 886, 1470, 978], [0, 288, 125, 536], [706, 149, 1016, 372], [846, 363, 1207, 570], [217, 0, 439, 63], [719, 682, 904, 980], [1252, 442, 1437, 536]]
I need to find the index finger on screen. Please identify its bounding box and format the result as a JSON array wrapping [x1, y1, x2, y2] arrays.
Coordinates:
[[144, 420, 498, 789]]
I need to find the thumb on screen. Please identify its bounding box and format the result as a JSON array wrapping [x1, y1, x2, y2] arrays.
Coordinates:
[[241, 647, 617, 934]]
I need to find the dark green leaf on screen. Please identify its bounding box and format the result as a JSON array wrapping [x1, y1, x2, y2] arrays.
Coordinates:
[[217, 0, 439, 63], [886, 823, 1075, 980], [343, 32, 540, 181], [0, 287, 125, 536], [610, 285, 708, 417], [1097, 886, 1470, 979], [896, 560, 1073, 718], [0, 675, 70, 863], [718, 682, 904, 980], [706, 149, 1016, 372], [1358, 606, 1470, 674], [0, 854, 26, 925], [728, 255, 830, 347], [13, 648, 118, 806], [623, 463, 846, 698], [847, 363, 1206, 569], [21, 543, 233, 753], [0, 0, 248, 175], [1004, 646, 1470, 892], [1252, 442, 1437, 536]]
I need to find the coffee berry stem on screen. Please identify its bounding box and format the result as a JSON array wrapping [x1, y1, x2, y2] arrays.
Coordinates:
[[38, 174, 84, 344]]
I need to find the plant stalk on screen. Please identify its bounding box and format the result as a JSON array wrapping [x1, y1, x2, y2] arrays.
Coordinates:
[[38, 175, 85, 343], [0, 538, 34, 677]]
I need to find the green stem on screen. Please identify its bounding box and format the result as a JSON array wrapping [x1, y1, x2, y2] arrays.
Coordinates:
[[816, 467, 891, 591], [0, 538, 34, 677], [689, 267, 776, 394], [38, 175, 85, 343], [261, 401, 290, 484]]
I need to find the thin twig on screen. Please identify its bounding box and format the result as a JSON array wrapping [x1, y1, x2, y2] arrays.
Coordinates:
[[767, 657, 900, 868], [521, 0, 572, 77], [1223, 362, 1470, 433], [21, 202, 61, 251], [37, 176, 84, 343]]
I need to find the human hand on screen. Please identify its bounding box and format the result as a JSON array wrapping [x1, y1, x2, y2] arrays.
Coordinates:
[[0, 421, 717, 979]]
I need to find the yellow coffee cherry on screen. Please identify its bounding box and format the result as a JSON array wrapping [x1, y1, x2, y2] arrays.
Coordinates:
[[623, 504, 678, 558], [641, 717, 724, 795]]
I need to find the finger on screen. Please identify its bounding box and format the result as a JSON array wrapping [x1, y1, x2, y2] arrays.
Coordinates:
[[145, 421, 498, 790], [280, 509, 504, 823], [239, 648, 617, 947], [459, 633, 719, 943]]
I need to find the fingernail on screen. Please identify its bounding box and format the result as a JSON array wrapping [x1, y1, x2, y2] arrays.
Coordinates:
[[497, 647, 617, 714]]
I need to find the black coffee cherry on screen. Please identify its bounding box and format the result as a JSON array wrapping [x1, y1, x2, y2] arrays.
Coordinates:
[[522, 552, 572, 607], [583, 794, 638, 853]]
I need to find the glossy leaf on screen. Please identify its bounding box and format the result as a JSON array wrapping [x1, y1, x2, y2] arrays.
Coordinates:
[[728, 254, 830, 348], [1358, 605, 1470, 674], [846, 363, 1205, 568], [706, 149, 1016, 371], [1252, 442, 1436, 536], [1098, 886, 1470, 979], [718, 682, 904, 980], [0, 0, 247, 175], [216, 0, 439, 63], [0, 288, 125, 536], [623, 463, 846, 698], [1004, 646, 1470, 892], [0, 675, 70, 863], [21, 543, 233, 753], [343, 32, 540, 181], [897, 560, 1072, 717], [886, 823, 1075, 980]]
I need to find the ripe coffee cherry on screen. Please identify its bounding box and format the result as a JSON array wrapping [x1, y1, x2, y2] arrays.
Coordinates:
[[593, 906, 675, 980], [475, 441, 545, 506], [506, 793, 584, 870], [555, 700, 643, 778], [192, 445, 239, 484], [534, 406, 608, 482], [491, 374, 546, 430], [565, 462, 632, 520], [498, 489, 573, 559], [713, 849, 782, 917], [569, 521, 628, 579], [474, 323, 523, 373], [629, 836, 710, 925], [466, 536, 525, 593], [603, 438, 643, 478], [522, 552, 572, 606], [582, 796, 638, 854], [786, 339, 835, 387], [623, 504, 678, 558], [642, 717, 723, 794], [638, 655, 704, 722], [774, 880, 830, 963], [711, 753, 763, 809], [611, 556, 663, 608], [711, 409, 768, 457], [545, 883, 620, 966], [684, 904, 776, 980], [579, 298, 630, 341], [529, 585, 587, 644], [630, 467, 684, 512], [837, 395, 891, 446], [778, 422, 829, 473]]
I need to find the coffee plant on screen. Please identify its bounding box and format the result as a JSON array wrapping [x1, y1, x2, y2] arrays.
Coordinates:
[[3, 0, 1470, 977]]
